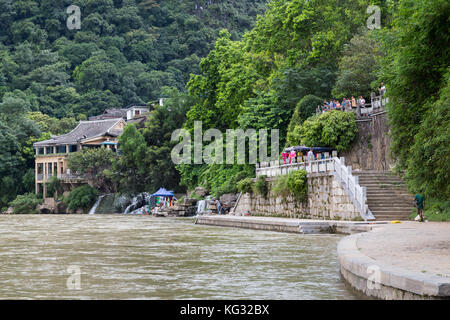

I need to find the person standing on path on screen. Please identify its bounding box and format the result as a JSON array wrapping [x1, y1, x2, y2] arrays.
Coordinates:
[[216, 198, 221, 215], [414, 192, 425, 222]]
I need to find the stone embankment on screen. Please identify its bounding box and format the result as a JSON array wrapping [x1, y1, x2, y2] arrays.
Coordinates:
[[195, 215, 450, 299]]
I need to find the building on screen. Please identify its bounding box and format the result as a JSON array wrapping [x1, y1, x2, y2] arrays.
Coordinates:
[[88, 105, 150, 121], [33, 118, 126, 197]]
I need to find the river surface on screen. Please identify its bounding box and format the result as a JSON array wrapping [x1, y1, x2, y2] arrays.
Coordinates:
[[0, 215, 357, 299]]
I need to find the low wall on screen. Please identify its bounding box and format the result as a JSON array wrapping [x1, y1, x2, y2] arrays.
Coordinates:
[[234, 173, 361, 220]]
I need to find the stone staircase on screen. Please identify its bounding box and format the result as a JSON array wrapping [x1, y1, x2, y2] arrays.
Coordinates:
[[353, 171, 414, 221]]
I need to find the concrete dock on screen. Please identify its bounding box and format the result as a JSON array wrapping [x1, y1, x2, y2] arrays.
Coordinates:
[[195, 215, 450, 299], [195, 215, 385, 234]]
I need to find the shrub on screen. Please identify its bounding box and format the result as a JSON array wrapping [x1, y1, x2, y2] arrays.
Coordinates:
[[273, 175, 290, 201], [286, 170, 308, 202], [47, 176, 63, 199], [273, 170, 308, 203], [287, 110, 358, 152], [254, 175, 268, 198], [65, 185, 99, 212], [10, 193, 43, 214], [237, 178, 254, 194]]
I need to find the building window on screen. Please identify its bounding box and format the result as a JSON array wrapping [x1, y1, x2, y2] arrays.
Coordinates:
[[69, 145, 78, 152], [56, 145, 66, 154], [46, 146, 54, 154], [54, 163, 58, 177], [38, 147, 44, 155]]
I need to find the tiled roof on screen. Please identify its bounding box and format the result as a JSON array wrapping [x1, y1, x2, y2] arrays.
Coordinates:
[[34, 119, 124, 147], [88, 108, 128, 121]]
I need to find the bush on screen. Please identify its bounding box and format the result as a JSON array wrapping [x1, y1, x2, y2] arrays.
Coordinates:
[[47, 176, 63, 199], [287, 110, 358, 152], [273, 170, 308, 203], [10, 193, 43, 214], [237, 178, 254, 194], [287, 94, 324, 134], [65, 185, 99, 212], [273, 175, 290, 201], [286, 170, 308, 202], [254, 175, 268, 198]]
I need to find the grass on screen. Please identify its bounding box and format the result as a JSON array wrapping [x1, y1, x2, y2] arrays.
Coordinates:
[[408, 198, 450, 222]]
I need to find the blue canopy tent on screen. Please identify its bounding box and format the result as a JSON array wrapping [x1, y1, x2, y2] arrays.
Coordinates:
[[150, 188, 175, 208]]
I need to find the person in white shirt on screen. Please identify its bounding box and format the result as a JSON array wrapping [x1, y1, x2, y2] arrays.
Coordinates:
[[307, 149, 314, 162]]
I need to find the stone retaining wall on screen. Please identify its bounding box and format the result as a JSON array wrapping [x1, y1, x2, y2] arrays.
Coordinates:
[[234, 173, 361, 220]]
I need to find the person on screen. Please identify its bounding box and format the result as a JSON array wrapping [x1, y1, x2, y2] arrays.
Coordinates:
[[307, 149, 314, 162], [336, 100, 341, 109], [379, 82, 386, 96], [289, 149, 296, 164], [351, 96, 357, 109], [358, 96, 366, 107], [281, 151, 288, 164], [414, 192, 425, 222], [215, 198, 221, 215]]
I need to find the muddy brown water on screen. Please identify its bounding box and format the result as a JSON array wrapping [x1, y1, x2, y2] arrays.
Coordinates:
[[0, 215, 357, 299]]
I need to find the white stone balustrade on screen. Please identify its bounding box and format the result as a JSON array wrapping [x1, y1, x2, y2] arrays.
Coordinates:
[[256, 156, 375, 221]]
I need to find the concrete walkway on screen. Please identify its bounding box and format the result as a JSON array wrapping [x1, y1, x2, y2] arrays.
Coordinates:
[[338, 221, 450, 299], [357, 222, 450, 278]]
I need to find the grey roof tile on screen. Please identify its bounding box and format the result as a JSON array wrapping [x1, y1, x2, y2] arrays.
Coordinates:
[[34, 119, 124, 147]]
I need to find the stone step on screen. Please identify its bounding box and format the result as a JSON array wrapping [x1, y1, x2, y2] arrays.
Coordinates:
[[366, 190, 411, 195], [368, 203, 413, 208], [373, 215, 411, 221], [371, 210, 413, 215], [365, 187, 410, 193]]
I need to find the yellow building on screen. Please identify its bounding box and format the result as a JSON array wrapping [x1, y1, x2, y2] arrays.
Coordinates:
[[33, 118, 126, 198]]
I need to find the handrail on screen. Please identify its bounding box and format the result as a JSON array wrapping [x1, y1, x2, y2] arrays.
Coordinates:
[[256, 157, 375, 221]]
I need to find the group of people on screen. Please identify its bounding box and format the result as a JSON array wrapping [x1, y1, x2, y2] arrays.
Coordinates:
[[281, 149, 316, 165], [317, 83, 387, 114], [317, 96, 366, 113], [213, 198, 229, 215]]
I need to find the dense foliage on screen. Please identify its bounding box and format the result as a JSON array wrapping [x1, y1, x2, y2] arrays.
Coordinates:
[[0, 0, 266, 208], [254, 175, 268, 198], [9, 193, 43, 214], [378, 0, 449, 203], [68, 147, 117, 192], [286, 170, 308, 202], [287, 111, 358, 152], [65, 185, 98, 212]]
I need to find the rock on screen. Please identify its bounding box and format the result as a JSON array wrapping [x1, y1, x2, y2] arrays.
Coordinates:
[[183, 198, 198, 206], [219, 193, 238, 207], [194, 187, 208, 197], [5, 207, 14, 214], [37, 203, 54, 214]]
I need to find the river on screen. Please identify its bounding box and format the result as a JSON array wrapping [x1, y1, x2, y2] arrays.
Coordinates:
[[0, 215, 357, 299]]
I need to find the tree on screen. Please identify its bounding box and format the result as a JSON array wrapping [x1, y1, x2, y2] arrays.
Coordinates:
[[332, 31, 383, 99], [68, 147, 117, 192], [288, 111, 358, 152], [65, 185, 99, 213], [112, 124, 150, 194]]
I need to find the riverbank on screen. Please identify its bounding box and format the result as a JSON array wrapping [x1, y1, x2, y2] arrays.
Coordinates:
[[195, 215, 450, 300]]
